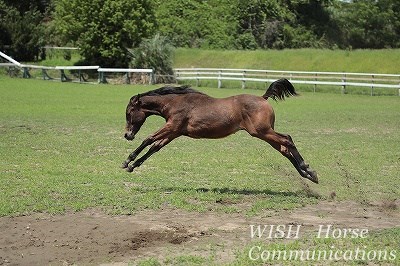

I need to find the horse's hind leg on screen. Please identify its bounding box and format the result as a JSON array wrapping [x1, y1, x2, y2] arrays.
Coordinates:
[[256, 129, 318, 183]]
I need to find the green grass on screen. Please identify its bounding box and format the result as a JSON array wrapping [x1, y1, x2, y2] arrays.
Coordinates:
[[19, 47, 400, 74], [174, 48, 400, 74], [0, 77, 399, 217]]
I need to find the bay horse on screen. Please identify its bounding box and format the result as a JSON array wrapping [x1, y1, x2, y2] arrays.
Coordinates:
[[122, 79, 318, 183]]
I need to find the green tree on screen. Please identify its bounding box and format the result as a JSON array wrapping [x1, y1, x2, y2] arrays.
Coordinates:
[[236, 0, 290, 49], [0, 0, 46, 61], [54, 0, 156, 67], [234, 0, 335, 49], [286, 0, 339, 48], [155, 0, 237, 49], [333, 0, 400, 48]]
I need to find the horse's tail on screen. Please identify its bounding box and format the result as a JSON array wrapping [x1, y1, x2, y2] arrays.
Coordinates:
[[262, 78, 298, 101]]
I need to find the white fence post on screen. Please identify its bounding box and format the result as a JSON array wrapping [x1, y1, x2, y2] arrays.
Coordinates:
[[314, 73, 317, 92], [371, 74, 374, 96], [341, 74, 346, 94], [242, 70, 246, 89], [218, 70, 222, 88]]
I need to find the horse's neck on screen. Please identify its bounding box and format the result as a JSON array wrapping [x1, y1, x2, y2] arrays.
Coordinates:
[[142, 96, 169, 118]]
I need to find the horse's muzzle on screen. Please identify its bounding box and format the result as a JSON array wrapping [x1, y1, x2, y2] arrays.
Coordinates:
[[124, 132, 135, 141]]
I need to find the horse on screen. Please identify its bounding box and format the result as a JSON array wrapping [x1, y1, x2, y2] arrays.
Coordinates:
[[122, 79, 318, 183]]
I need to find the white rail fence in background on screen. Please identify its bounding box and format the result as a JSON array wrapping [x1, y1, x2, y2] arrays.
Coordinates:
[[175, 68, 400, 96], [1, 48, 399, 95], [55, 65, 100, 82], [0, 63, 154, 84], [0, 51, 155, 84], [98, 68, 154, 84]]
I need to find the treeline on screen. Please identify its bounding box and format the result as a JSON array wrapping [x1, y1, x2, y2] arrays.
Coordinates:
[[159, 0, 400, 50], [1, 0, 400, 66]]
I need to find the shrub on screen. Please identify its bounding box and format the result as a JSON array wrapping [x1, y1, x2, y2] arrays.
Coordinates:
[[130, 34, 175, 83]]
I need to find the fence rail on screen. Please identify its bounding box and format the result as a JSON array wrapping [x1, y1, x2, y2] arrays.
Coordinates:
[[1, 49, 399, 95], [0, 62, 153, 84], [175, 68, 400, 96], [98, 68, 154, 84]]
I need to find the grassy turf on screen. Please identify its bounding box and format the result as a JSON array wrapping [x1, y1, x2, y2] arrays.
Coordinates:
[[174, 48, 400, 74], [0, 77, 398, 217], [14, 48, 400, 74]]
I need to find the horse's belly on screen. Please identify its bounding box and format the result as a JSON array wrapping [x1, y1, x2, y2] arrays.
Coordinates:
[[186, 127, 240, 139], [185, 116, 240, 139]]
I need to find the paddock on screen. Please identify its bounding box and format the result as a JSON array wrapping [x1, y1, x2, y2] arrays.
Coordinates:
[[0, 77, 398, 265]]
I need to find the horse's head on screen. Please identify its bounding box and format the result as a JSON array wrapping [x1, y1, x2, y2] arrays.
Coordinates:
[[124, 94, 146, 141]]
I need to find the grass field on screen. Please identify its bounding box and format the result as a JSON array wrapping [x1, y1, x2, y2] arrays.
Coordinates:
[[0, 77, 399, 265], [174, 48, 400, 74], [13, 48, 400, 74]]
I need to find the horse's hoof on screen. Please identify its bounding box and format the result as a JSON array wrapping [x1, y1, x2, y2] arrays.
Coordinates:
[[301, 169, 318, 184], [307, 170, 318, 184], [121, 162, 128, 169], [126, 166, 134, 172]]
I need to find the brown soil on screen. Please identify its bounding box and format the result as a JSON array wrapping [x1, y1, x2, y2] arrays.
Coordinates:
[[0, 200, 399, 265]]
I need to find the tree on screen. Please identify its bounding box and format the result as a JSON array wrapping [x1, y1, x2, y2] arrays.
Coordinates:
[[0, 0, 47, 61], [333, 0, 400, 48], [234, 0, 335, 49], [155, 0, 237, 49], [54, 0, 156, 67], [235, 0, 291, 49]]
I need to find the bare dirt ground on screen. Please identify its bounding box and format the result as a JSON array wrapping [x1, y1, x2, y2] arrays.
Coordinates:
[[0, 200, 399, 266]]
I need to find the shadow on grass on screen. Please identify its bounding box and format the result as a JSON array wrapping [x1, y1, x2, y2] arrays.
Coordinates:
[[134, 185, 321, 199], [200, 187, 321, 199]]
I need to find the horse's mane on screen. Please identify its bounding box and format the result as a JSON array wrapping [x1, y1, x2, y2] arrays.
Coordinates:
[[140, 85, 204, 97]]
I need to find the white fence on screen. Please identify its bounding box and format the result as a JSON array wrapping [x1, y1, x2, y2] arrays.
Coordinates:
[[0, 63, 153, 84], [1, 48, 399, 94], [98, 68, 154, 84], [175, 68, 400, 96], [1, 51, 154, 84]]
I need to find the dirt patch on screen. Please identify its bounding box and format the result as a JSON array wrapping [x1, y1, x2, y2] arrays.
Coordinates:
[[0, 200, 399, 265]]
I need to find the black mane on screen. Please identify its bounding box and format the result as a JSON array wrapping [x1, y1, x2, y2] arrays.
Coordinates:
[[140, 85, 204, 97]]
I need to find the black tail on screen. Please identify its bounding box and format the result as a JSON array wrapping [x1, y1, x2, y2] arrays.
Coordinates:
[[262, 78, 298, 101]]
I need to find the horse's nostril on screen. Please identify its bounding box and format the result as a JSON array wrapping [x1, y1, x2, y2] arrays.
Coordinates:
[[124, 132, 135, 140]]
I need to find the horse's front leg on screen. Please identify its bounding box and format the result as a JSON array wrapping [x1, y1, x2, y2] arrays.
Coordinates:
[[121, 138, 153, 169], [126, 137, 175, 172], [123, 122, 179, 171]]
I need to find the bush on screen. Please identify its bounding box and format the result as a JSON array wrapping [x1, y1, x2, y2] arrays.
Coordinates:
[[130, 34, 175, 83]]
